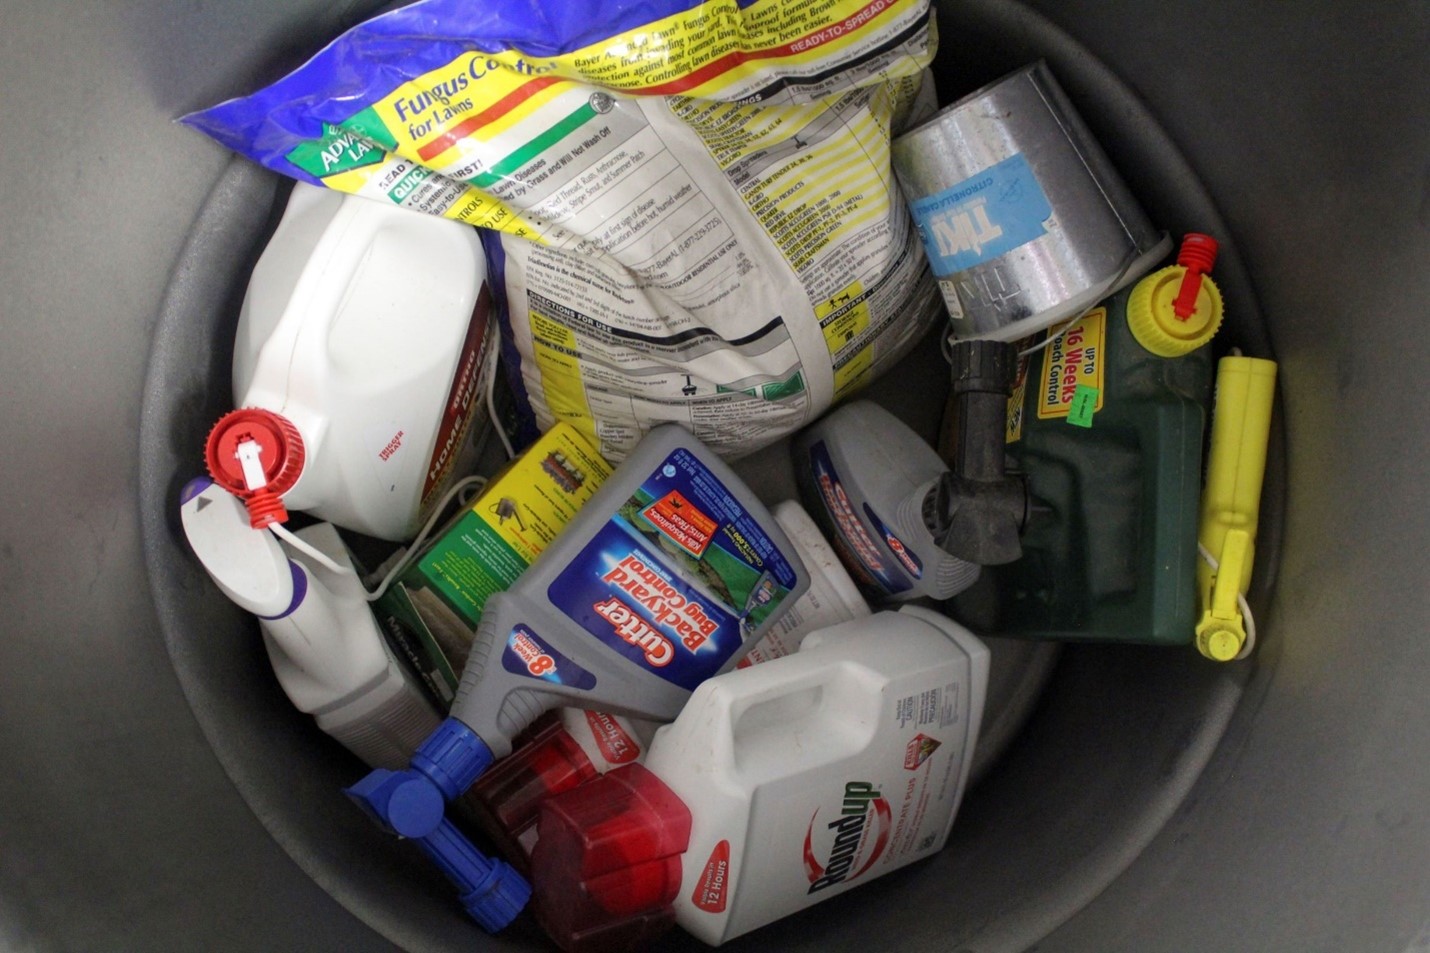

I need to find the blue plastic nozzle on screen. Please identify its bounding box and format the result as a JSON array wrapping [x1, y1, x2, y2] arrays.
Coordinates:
[[346, 768, 446, 838], [426, 815, 532, 932], [345, 718, 525, 932]]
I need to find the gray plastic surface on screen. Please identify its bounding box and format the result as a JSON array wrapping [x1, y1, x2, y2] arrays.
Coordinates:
[[1, 1, 1426, 952]]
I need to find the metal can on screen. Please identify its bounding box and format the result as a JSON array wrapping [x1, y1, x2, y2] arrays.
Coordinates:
[[892, 61, 1168, 342]]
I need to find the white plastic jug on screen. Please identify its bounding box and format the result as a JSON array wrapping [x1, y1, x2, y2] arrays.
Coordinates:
[[529, 605, 989, 948], [204, 182, 494, 541]]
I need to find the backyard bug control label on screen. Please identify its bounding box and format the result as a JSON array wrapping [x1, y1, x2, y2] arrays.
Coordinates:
[[548, 446, 801, 689]]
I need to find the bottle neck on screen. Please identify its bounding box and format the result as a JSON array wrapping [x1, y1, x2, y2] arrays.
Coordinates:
[[925, 339, 1027, 566]]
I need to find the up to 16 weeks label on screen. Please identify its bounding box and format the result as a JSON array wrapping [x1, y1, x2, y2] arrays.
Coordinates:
[[1037, 309, 1105, 421]]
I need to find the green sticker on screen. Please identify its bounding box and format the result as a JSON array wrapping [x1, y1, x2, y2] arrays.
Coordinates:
[[761, 371, 806, 401], [1068, 385, 1099, 428]]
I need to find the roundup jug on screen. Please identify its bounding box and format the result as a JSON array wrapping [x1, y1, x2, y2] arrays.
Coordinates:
[[204, 182, 494, 542], [528, 606, 990, 950], [345, 425, 810, 931]]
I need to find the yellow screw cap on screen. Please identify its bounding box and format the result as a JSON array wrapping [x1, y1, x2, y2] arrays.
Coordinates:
[[1195, 623, 1243, 662], [1127, 265, 1225, 357]]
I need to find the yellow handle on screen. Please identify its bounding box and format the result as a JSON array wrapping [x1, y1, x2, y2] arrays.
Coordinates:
[[1195, 356, 1277, 661]]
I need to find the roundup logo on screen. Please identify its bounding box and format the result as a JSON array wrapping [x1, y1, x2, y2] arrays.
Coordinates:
[[803, 781, 892, 894]]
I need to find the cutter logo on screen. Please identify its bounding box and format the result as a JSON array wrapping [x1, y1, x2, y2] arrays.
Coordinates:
[[803, 781, 891, 894], [592, 596, 674, 667], [602, 553, 719, 651]]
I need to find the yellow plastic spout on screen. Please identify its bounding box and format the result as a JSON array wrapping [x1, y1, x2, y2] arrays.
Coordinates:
[[1195, 356, 1277, 661]]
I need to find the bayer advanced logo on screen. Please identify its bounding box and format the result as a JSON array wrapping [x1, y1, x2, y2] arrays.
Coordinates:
[[863, 502, 923, 580], [803, 781, 892, 894], [662, 464, 677, 478], [884, 532, 921, 577]]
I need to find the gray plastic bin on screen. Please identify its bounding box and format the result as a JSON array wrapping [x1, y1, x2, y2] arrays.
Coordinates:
[[1, 0, 1426, 950]]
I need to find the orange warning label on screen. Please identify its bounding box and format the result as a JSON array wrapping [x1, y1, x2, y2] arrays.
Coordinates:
[[692, 840, 732, 913], [643, 490, 716, 556]]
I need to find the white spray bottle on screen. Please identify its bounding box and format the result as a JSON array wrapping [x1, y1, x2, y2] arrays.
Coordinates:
[[204, 182, 495, 542], [180, 476, 440, 770]]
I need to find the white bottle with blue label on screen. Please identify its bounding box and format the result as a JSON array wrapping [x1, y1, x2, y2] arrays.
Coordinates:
[[793, 401, 986, 602]]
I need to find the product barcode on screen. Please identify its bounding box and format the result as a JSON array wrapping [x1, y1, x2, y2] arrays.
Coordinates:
[[939, 682, 960, 728]]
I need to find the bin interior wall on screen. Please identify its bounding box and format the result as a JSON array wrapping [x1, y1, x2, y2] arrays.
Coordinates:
[[0, 0, 1425, 951]]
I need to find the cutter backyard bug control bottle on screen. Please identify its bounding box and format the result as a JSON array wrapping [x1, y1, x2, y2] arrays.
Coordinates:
[[469, 498, 869, 869], [204, 182, 495, 542], [344, 425, 809, 931], [527, 605, 990, 950]]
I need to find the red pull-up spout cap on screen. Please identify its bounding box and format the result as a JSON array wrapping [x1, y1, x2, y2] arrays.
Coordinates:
[[1172, 233, 1219, 320]]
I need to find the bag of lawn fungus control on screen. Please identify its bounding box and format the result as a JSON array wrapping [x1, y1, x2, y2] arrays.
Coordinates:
[[184, 0, 943, 461]]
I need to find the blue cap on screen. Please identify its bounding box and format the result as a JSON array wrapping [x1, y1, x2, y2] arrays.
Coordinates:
[[345, 769, 444, 838], [411, 717, 494, 800]]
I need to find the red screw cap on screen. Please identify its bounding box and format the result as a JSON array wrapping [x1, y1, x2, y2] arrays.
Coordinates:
[[471, 717, 599, 866], [204, 408, 305, 528]]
